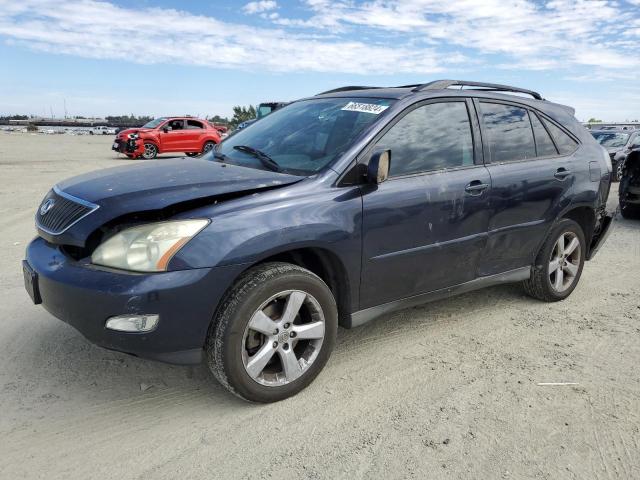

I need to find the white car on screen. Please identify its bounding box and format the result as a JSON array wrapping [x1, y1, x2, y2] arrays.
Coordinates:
[[89, 126, 117, 135]]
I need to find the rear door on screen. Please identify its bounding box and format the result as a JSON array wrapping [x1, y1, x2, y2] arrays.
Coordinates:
[[474, 100, 579, 275], [184, 119, 206, 152], [360, 99, 492, 308]]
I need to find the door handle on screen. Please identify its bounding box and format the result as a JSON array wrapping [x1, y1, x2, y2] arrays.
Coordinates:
[[464, 180, 489, 195], [554, 168, 571, 180]]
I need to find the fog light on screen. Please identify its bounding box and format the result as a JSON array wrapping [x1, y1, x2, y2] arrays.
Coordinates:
[[105, 314, 159, 332]]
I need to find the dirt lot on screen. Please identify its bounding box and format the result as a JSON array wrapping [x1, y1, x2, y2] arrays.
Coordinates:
[[0, 133, 638, 479]]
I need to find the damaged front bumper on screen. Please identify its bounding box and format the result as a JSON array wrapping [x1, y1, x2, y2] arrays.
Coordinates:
[[112, 137, 144, 157], [24, 236, 244, 364]]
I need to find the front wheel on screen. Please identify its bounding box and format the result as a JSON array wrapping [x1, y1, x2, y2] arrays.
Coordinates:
[[524, 218, 586, 302], [142, 143, 158, 159], [206, 262, 338, 403]]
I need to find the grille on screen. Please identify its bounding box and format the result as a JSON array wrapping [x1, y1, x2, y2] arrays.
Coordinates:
[[36, 188, 98, 235]]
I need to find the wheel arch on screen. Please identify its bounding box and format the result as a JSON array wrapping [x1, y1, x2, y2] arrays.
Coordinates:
[[200, 136, 220, 149], [532, 204, 597, 264], [219, 246, 353, 329]]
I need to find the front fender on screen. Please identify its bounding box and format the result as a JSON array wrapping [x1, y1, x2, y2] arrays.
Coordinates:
[[170, 184, 363, 305]]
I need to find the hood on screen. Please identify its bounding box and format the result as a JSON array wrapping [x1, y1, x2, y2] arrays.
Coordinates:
[[605, 146, 623, 154], [117, 127, 152, 138], [44, 159, 302, 246]]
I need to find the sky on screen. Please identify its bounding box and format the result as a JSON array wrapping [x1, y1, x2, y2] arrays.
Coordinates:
[[0, 0, 638, 121]]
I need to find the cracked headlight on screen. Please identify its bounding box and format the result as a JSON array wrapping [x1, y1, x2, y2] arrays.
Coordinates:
[[91, 219, 209, 272]]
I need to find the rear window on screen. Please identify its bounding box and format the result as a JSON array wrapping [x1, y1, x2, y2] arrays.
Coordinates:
[[187, 119, 204, 129], [480, 102, 536, 162], [543, 119, 578, 155]]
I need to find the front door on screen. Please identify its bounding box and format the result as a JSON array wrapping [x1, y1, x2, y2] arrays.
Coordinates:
[[360, 100, 492, 309], [158, 119, 187, 152]]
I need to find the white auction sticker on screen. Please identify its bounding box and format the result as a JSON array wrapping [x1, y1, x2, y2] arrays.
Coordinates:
[[341, 102, 389, 115]]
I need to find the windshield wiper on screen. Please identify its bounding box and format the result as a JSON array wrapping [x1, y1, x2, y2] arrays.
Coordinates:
[[233, 145, 282, 172]]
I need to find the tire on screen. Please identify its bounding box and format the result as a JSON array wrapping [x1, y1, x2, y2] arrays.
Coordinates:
[[615, 162, 623, 182], [523, 218, 586, 302], [185, 152, 198, 157], [206, 262, 338, 403], [198, 141, 216, 157], [142, 143, 158, 159], [620, 201, 640, 219]]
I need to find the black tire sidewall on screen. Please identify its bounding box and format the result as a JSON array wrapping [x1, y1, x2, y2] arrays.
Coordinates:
[[212, 264, 338, 403], [537, 219, 586, 300]]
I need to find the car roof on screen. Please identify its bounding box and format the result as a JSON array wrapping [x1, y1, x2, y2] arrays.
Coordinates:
[[312, 80, 573, 115]]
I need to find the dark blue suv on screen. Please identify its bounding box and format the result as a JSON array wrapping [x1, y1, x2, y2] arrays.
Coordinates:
[[24, 80, 613, 402]]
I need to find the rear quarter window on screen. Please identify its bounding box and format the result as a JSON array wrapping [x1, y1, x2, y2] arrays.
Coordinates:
[[542, 118, 578, 155], [530, 112, 558, 157]]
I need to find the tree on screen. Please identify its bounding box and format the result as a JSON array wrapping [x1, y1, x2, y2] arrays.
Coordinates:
[[587, 118, 602, 123], [230, 105, 257, 128], [208, 114, 230, 126]]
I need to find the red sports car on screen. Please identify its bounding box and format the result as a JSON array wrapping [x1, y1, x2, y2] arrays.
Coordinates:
[[113, 117, 221, 159]]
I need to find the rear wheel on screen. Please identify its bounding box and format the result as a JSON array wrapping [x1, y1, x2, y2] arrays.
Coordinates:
[[198, 141, 216, 157], [524, 219, 586, 302], [206, 262, 338, 403], [142, 143, 158, 159]]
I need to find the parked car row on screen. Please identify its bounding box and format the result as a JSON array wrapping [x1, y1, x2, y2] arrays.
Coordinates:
[[590, 129, 640, 181]]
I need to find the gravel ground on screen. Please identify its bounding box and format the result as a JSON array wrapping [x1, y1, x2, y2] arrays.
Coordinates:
[[0, 133, 638, 479]]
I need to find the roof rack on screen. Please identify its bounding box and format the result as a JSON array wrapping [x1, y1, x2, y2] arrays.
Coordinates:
[[411, 80, 544, 100], [317, 86, 380, 95]]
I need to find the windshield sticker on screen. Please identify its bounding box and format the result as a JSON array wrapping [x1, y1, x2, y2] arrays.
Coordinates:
[[341, 102, 389, 115]]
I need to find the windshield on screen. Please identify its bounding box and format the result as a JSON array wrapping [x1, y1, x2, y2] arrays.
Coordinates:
[[142, 118, 167, 129], [215, 97, 395, 175], [257, 105, 274, 118], [592, 131, 629, 148]]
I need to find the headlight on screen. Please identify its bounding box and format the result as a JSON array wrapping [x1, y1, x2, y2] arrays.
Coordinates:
[[91, 219, 209, 272]]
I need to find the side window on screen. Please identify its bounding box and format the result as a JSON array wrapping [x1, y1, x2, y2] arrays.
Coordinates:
[[542, 118, 578, 155], [168, 119, 184, 130], [530, 112, 558, 157], [377, 102, 474, 177], [187, 119, 204, 129], [630, 135, 640, 149], [480, 102, 536, 162]]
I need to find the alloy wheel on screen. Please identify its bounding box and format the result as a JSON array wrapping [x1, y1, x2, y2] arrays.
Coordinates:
[[143, 143, 157, 159], [548, 231, 581, 293], [241, 290, 325, 387]]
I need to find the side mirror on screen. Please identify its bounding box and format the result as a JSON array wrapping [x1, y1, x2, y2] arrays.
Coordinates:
[[367, 149, 391, 184]]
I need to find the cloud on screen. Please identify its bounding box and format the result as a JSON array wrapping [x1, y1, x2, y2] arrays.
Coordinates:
[[0, 0, 456, 74], [243, 1, 278, 14], [0, 0, 637, 77], [271, 0, 640, 70]]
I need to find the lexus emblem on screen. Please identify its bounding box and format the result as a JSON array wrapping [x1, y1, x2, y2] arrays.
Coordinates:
[[40, 198, 55, 216]]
